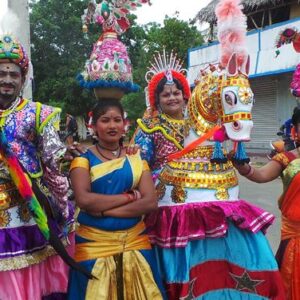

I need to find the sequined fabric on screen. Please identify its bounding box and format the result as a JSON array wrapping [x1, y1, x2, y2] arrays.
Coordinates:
[[3, 99, 65, 176], [135, 114, 185, 173], [0, 99, 72, 270]]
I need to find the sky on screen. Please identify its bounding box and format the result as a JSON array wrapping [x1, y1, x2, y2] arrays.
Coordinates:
[[0, 0, 211, 28], [135, 0, 211, 27], [0, 0, 7, 21]]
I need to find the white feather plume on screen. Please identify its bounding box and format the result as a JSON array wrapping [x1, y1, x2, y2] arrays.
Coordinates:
[[0, 9, 20, 37]]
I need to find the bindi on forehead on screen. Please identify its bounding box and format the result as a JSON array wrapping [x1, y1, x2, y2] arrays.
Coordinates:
[[0, 63, 22, 73]]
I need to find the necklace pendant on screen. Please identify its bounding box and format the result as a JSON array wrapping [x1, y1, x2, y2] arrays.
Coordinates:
[[112, 150, 118, 156]]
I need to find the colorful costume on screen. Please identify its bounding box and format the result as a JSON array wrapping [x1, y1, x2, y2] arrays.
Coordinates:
[[72, 3, 164, 298], [135, 113, 185, 179], [273, 152, 300, 299], [134, 50, 191, 179], [0, 98, 74, 299], [0, 31, 76, 299], [68, 151, 164, 299], [143, 0, 285, 298]]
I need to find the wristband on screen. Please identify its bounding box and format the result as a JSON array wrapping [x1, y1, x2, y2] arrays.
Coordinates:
[[239, 164, 251, 176]]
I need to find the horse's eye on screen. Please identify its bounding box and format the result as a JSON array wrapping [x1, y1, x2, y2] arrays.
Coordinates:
[[224, 91, 237, 106]]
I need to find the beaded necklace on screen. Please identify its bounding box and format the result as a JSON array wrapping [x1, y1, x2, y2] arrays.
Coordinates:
[[96, 143, 121, 160]]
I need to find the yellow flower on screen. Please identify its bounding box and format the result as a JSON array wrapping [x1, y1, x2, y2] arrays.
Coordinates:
[[238, 87, 253, 104]]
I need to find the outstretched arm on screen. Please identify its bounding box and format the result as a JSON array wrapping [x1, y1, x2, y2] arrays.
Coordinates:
[[234, 160, 283, 183]]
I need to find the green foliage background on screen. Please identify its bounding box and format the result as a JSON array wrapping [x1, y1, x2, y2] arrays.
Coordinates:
[[30, 0, 203, 127]]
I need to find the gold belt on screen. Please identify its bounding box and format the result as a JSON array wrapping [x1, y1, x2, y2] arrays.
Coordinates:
[[75, 221, 152, 262]]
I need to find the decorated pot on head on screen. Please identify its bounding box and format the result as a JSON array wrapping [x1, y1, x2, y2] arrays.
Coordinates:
[[77, 0, 149, 100]]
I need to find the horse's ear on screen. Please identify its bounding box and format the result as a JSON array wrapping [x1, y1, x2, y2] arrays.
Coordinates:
[[227, 53, 238, 76], [241, 55, 250, 75]]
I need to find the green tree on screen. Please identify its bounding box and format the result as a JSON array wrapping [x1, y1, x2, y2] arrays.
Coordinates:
[[30, 2, 203, 126], [30, 0, 98, 116]]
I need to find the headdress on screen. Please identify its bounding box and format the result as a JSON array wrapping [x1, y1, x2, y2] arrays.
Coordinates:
[[145, 50, 191, 109], [0, 34, 29, 76], [77, 0, 150, 97], [216, 0, 248, 74], [275, 28, 300, 97]]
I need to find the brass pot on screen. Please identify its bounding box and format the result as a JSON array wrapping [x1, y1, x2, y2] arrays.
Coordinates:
[[94, 87, 124, 101]]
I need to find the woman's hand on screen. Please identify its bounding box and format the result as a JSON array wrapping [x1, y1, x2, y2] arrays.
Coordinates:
[[126, 144, 140, 155], [126, 189, 142, 201], [64, 142, 88, 160], [228, 150, 283, 183]]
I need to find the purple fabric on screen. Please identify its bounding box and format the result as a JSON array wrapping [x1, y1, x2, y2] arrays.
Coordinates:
[[145, 199, 275, 248], [0, 225, 47, 258], [0, 217, 73, 259]]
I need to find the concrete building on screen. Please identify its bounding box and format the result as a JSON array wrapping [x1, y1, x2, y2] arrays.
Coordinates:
[[191, 0, 300, 151]]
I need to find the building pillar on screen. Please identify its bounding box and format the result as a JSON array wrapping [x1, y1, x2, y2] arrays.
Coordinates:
[[8, 0, 32, 100]]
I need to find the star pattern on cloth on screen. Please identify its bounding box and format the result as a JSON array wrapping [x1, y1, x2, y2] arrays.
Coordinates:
[[179, 278, 197, 300], [230, 270, 264, 293]]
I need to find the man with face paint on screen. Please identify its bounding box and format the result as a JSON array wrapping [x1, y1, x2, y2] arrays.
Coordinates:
[[0, 34, 74, 299]]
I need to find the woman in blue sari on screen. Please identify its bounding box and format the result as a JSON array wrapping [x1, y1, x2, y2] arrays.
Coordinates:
[[68, 99, 164, 299]]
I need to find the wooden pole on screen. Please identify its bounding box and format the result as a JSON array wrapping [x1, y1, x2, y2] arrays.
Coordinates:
[[250, 16, 259, 29], [261, 10, 265, 28], [268, 9, 272, 26]]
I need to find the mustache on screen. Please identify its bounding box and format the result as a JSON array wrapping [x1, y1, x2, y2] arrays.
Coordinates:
[[0, 83, 16, 89]]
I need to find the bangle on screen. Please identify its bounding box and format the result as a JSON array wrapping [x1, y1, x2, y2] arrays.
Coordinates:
[[245, 165, 254, 178], [239, 164, 251, 176], [239, 164, 254, 177]]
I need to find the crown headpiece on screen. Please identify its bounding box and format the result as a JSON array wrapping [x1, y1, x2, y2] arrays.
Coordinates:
[[145, 50, 191, 108]]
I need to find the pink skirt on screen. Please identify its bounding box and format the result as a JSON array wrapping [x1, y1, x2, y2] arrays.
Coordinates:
[[0, 235, 74, 300]]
